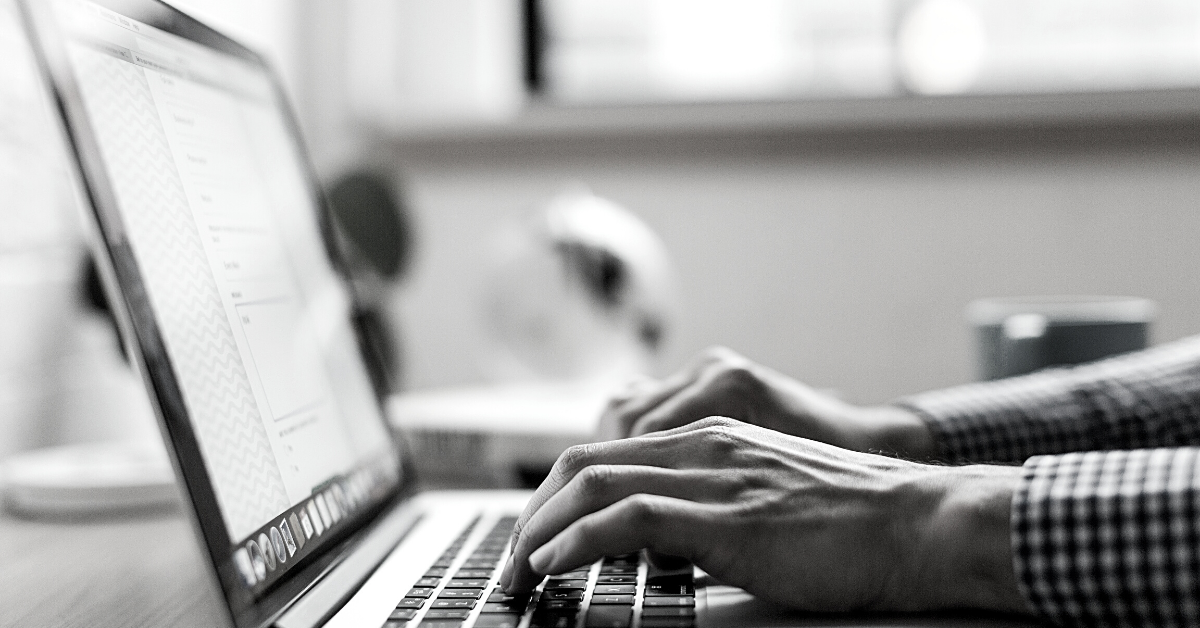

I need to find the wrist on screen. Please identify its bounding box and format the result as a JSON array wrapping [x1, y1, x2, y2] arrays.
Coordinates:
[[909, 465, 1030, 614], [848, 405, 937, 460]]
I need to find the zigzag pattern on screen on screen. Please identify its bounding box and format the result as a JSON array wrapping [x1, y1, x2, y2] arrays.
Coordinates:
[[72, 48, 290, 540]]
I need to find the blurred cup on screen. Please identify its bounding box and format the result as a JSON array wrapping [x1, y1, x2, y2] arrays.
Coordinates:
[[968, 295, 1156, 381]]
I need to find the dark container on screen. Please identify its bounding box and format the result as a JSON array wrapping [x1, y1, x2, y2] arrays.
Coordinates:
[[968, 296, 1156, 380]]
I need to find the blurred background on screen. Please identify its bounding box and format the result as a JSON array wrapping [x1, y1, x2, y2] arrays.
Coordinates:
[[2, 0, 1199, 462]]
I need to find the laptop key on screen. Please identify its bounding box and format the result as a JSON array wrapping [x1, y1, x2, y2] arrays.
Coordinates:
[[597, 565, 636, 575], [445, 579, 489, 588], [642, 596, 694, 607], [424, 609, 471, 619], [641, 607, 695, 617], [584, 604, 632, 628], [474, 615, 520, 628], [487, 591, 530, 604], [592, 585, 635, 595], [482, 602, 528, 613], [417, 620, 463, 628], [415, 577, 442, 588], [395, 598, 426, 609], [553, 570, 591, 579], [455, 569, 493, 579], [431, 599, 475, 609], [541, 589, 583, 600], [389, 608, 419, 620], [531, 612, 578, 628], [436, 589, 482, 599], [537, 599, 581, 611], [543, 579, 586, 590], [407, 587, 435, 598], [645, 581, 694, 597], [589, 594, 634, 605], [595, 575, 635, 585], [639, 618, 695, 628]]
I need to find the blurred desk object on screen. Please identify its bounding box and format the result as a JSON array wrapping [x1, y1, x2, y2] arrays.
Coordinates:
[[389, 382, 608, 488], [0, 509, 229, 628]]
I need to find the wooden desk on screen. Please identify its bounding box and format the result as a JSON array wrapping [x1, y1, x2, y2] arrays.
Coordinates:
[[0, 509, 230, 628]]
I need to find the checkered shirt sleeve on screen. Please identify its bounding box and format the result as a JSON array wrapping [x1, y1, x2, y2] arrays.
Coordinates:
[[895, 334, 1200, 464], [1014, 448, 1200, 626], [894, 335, 1200, 626]]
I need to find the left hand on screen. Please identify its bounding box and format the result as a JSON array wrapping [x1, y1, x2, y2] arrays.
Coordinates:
[[500, 417, 1029, 614], [595, 347, 936, 459]]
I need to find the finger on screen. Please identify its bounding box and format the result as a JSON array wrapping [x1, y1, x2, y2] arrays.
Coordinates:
[[521, 418, 747, 538], [627, 367, 735, 438], [597, 348, 731, 440], [606, 374, 655, 406], [594, 376, 658, 441], [527, 494, 719, 578], [597, 370, 700, 441], [505, 465, 736, 592], [503, 418, 745, 588]]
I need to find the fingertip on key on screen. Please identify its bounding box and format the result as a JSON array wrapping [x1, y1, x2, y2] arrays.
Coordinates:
[[499, 556, 514, 589], [529, 544, 554, 574]]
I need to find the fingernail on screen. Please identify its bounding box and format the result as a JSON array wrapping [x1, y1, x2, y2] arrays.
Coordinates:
[[529, 545, 554, 574], [499, 556, 514, 589]]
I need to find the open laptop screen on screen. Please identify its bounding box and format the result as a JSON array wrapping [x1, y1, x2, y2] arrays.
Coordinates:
[[22, 0, 404, 616]]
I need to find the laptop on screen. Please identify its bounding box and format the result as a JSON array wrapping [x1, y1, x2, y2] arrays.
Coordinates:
[[19, 2, 1037, 627]]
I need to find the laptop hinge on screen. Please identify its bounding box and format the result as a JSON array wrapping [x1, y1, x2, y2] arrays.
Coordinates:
[[273, 501, 423, 628]]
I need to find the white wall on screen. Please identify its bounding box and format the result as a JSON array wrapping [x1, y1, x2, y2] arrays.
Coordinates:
[[380, 128, 1200, 404], [289, 2, 1200, 405]]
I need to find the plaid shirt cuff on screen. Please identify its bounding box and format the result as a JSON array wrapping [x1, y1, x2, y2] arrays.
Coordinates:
[[895, 335, 1200, 463], [896, 369, 1090, 463], [1013, 449, 1200, 626]]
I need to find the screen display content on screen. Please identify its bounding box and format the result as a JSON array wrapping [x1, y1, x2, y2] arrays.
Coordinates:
[[50, 0, 399, 593]]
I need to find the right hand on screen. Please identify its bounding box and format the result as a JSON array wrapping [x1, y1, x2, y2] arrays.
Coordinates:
[[503, 418, 1028, 615], [597, 347, 936, 459]]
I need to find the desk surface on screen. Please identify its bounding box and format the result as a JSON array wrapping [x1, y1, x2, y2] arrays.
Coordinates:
[[0, 509, 229, 628]]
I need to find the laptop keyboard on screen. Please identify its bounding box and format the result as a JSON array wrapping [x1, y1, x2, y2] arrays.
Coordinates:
[[381, 516, 696, 628]]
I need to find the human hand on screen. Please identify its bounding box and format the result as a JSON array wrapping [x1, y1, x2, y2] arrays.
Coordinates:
[[501, 417, 1030, 614], [598, 347, 936, 459]]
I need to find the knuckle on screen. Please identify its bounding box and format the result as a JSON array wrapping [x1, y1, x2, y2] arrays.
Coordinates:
[[696, 423, 746, 457], [702, 345, 739, 362], [692, 415, 738, 431], [556, 443, 599, 473], [575, 464, 615, 496], [714, 362, 762, 392], [624, 494, 661, 526]]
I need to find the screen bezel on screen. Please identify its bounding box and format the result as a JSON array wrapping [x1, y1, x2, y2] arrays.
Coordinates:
[[17, 1, 415, 626]]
